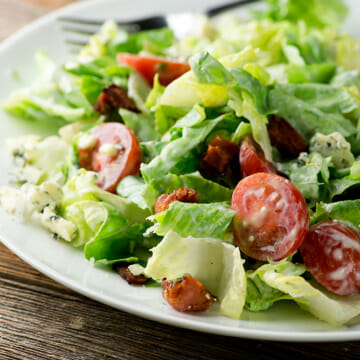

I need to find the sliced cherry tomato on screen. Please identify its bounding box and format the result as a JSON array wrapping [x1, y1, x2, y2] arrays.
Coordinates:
[[231, 173, 309, 261], [78, 123, 141, 193], [117, 53, 190, 86], [239, 136, 277, 178], [300, 221, 360, 296], [162, 275, 214, 312]]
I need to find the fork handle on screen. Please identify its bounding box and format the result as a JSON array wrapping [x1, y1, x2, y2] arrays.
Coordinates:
[[206, 0, 260, 17]]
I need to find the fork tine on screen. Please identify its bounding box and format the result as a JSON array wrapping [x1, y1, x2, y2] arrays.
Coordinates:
[[65, 39, 88, 47], [58, 16, 139, 33], [62, 26, 95, 36], [58, 16, 104, 26]]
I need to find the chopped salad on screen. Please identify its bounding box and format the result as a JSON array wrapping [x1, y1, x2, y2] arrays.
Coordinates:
[[3, 0, 360, 325]]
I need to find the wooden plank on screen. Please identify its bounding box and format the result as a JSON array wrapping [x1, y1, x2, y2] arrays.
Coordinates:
[[18, 0, 78, 10], [1, 243, 360, 360]]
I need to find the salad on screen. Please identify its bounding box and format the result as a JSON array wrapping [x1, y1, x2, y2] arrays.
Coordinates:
[[3, 0, 360, 325]]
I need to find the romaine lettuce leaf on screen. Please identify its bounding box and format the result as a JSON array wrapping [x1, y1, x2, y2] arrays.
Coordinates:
[[61, 169, 150, 224], [311, 200, 360, 229], [110, 28, 174, 55], [255, 260, 360, 325], [268, 86, 357, 143], [119, 109, 160, 142], [145, 231, 247, 319], [268, 63, 336, 84], [141, 112, 239, 182], [246, 260, 306, 312], [141, 171, 233, 209], [280, 152, 332, 201], [189, 51, 272, 160], [259, 0, 348, 30], [116, 176, 148, 210], [150, 201, 235, 239]]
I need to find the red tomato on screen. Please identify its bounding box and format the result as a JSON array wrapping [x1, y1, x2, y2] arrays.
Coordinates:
[[162, 275, 214, 312], [231, 173, 309, 261], [117, 53, 190, 86], [300, 221, 360, 296], [239, 136, 277, 178], [78, 123, 141, 193]]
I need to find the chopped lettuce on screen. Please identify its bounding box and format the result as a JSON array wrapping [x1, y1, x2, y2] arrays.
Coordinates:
[[141, 171, 233, 209], [258, 0, 348, 30], [280, 152, 332, 202], [116, 176, 148, 210], [150, 201, 235, 239], [311, 200, 360, 229], [268, 85, 357, 143], [145, 231, 246, 319], [119, 109, 160, 142], [254, 260, 360, 325], [189, 51, 273, 160], [141, 112, 239, 182], [246, 259, 306, 312], [60, 170, 150, 261]]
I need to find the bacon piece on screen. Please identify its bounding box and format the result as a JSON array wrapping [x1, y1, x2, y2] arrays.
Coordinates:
[[154, 188, 199, 214], [94, 84, 140, 115], [268, 115, 308, 158], [162, 275, 214, 313], [200, 136, 239, 174], [114, 262, 148, 285]]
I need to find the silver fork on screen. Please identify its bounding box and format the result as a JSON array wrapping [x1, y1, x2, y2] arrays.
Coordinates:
[[59, 0, 259, 52]]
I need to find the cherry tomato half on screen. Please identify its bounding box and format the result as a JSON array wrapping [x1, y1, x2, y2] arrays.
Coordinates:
[[117, 53, 190, 86], [231, 173, 309, 261], [239, 136, 277, 178], [300, 221, 360, 296], [78, 123, 141, 193]]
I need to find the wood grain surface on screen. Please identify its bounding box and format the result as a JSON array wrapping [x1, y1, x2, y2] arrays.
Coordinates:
[[0, 1, 360, 359]]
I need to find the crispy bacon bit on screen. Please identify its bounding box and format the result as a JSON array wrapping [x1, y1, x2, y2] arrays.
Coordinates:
[[114, 262, 148, 285], [199, 135, 240, 185], [268, 115, 308, 159], [94, 84, 140, 115], [201, 136, 239, 174], [154, 188, 199, 214], [78, 148, 93, 170], [162, 275, 214, 313]]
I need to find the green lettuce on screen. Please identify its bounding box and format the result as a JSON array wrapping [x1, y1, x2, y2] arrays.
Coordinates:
[[141, 171, 233, 209], [141, 111, 239, 182], [254, 260, 360, 325], [311, 200, 360, 229], [246, 259, 306, 312], [150, 201, 235, 239], [59, 170, 150, 261], [116, 176, 148, 210], [145, 231, 246, 319], [280, 152, 332, 201], [268, 85, 357, 143], [259, 0, 348, 30], [190, 51, 272, 160], [119, 109, 160, 142]]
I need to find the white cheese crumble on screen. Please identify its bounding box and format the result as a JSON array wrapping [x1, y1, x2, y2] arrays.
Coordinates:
[[128, 264, 146, 277], [310, 132, 355, 169], [40, 207, 76, 242], [99, 143, 123, 156], [77, 133, 97, 150]]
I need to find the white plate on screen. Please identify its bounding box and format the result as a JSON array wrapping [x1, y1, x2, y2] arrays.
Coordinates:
[[1, 0, 360, 342]]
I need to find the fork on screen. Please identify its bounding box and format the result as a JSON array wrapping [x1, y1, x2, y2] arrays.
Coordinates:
[[59, 0, 259, 51]]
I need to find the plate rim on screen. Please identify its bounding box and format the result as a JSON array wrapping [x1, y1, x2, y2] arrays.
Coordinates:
[[1, 0, 360, 342]]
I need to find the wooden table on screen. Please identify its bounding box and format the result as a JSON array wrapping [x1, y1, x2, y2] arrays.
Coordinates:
[[0, 1, 360, 359]]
